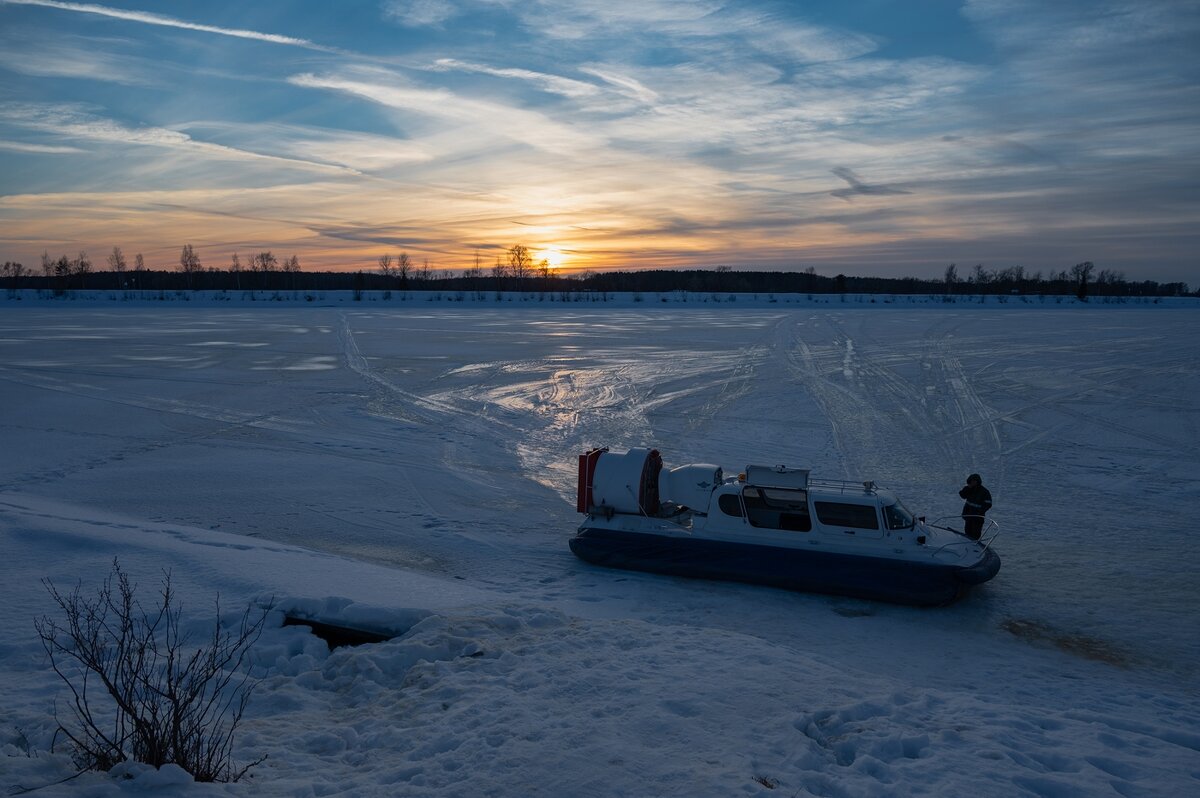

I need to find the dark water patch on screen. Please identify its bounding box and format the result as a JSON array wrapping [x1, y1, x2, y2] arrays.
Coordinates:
[[1001, 618, 1134, 667], [283, 615, 396, 649]]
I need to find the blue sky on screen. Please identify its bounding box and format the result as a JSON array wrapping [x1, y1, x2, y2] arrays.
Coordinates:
[[0, 0, 1197, 281]]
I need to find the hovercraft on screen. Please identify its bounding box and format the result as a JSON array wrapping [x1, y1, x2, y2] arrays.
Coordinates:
[[570, 447, 1000, 606]]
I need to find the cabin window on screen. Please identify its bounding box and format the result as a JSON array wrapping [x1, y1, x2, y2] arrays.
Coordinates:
[[717, 493, 743, 517], [743, 487, 811, 532], [814, 501, 880, 530], [883, 502, 915, 530]]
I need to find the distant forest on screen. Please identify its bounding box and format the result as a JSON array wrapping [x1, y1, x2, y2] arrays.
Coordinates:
[[2, 245, 1193, 299]]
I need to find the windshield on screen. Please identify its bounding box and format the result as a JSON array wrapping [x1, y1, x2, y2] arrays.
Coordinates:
[[883, 501, 915, 530]]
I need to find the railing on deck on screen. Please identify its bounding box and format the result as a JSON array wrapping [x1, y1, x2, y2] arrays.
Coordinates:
[[926, 515, 1001, 559], [805, 478, 881, 495]]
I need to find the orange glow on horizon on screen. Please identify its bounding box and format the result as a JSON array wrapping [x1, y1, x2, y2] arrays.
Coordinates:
[[538, 248, 567, 269]]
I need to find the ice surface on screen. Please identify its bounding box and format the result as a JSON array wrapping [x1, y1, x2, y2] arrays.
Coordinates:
[[2, 292, 1198, 796]]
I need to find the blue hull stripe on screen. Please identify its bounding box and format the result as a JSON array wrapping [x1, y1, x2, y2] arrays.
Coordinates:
[[570, 528, 1000, 606]]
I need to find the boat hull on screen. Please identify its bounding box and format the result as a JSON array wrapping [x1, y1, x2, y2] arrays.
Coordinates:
[[570, 527, 1000, 606]]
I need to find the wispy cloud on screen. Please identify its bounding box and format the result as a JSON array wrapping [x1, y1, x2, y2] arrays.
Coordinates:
[[1, 0, 1195, 280], [494, 0, 876, 64], [0, 103, 360, 175], [184, 121, 436, 172], [512, 0, 725, 40], [962, 0, 1197, 51], [288, 69, 603, 156], [432, 59, 600, 99], [578, 67, 657, 103], [0, 139, 85, 154], [381, 0, 459, 29], [0, 0, 339, 52], [0, 32, 155, 84]]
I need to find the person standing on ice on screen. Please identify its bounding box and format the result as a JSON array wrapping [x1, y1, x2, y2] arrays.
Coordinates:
[[959, 474, 992, 541]]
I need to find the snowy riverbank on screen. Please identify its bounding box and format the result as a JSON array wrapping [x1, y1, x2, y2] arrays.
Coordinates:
[[1, 288, 1196, 309]]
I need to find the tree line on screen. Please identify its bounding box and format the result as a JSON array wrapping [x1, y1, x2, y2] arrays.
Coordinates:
[[2, 245, 1193, 298]]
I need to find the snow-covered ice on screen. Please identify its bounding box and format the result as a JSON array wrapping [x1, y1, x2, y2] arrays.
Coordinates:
[[1, 292, 1198, 796]]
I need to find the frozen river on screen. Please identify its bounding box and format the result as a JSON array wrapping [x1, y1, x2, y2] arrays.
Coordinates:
[[3, 303, 1197, 675], [3, 298, 1199, 795]]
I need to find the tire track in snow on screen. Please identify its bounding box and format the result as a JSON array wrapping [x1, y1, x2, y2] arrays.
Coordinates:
[[922, 324, 1006, 487], [962, 354, 1200, 461], [684, 324, 779, 434], [0, 367, 320, 491], [338, 313, 519, 435], [775, 313, 1011, 491], [513, 360, 657, 499]]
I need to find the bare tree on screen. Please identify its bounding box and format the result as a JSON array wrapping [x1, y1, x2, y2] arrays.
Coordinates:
[[944, 263, 958, 294], [3, 260, 26, 298], [397, 252, 412, 290], [251, 252, 277, 273], [250, 252, 276, 292], [470, 250, 485, 300], [73, 251, 92, 290], [40, 252, 55, 296], [1071, 261, 1094, 301], [107, 247, 127, 297], [508, 244, 532, 286], [134, 253, 145, 293], [998, 265, 1025, 284], [50, 254, 72, 295], [283, 255, 301, 293], [492, 256, 507, 298], [378, 254, 394, 299], [971, 264, 991, 287], [107, 247, 126, 274], [179, 244, 202, 290], [229, 253, 242, 291], [35, 559, 267, 782]]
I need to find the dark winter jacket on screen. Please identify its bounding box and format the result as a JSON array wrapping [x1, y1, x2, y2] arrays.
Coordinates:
[[959, 484, 993, 518]]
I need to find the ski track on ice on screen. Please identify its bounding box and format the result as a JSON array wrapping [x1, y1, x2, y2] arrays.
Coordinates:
[[779, 314, 995, 487]]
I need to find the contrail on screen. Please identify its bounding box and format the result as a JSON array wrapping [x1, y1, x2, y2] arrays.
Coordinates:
[[0, 0, 342, 53]]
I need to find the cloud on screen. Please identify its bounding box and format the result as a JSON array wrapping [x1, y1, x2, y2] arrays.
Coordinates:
[[0, 0, 338, 51], [281, 132, 433, 172], [381, 0, 459, 28], [578, 67, 657, 103], [2, 0, 1194, 281], [288, 69, 602, 156], [829, 167, 913, 201], [0, 103, 360, 175], [962, 0, 1197, 52], [187, 121, 436, 172], [716, 7, 878, 64], [433, 59, 600, 98], [513, 0, 725, 40], [0, 33, 155, 84], [0, 139, 85, 153], [496, 0, 876, 65]]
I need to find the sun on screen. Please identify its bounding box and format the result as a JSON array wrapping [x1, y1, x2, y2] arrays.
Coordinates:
[[539, 248, 566, 269]]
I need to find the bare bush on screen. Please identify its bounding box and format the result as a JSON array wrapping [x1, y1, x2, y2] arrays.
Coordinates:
[[34, 559, 268, 782]]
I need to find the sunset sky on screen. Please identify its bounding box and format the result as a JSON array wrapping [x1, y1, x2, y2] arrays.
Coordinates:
[[1, 0, 1197, 281]]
